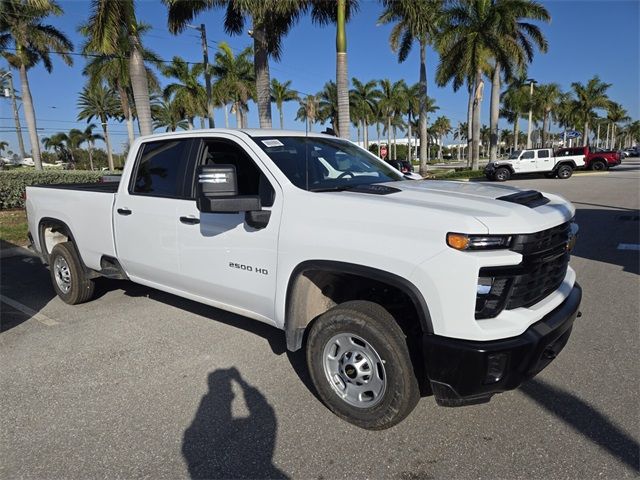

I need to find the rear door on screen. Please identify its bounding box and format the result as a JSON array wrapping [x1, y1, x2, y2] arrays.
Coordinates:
[[174, 134, 282, 323], [113, 138, 194, 289], [535, 149, 553, 171]]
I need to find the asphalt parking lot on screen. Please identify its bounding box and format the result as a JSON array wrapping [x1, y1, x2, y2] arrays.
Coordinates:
[[1, 160, 639, 479]]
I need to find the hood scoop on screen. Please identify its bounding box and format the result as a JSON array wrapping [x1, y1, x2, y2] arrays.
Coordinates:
[[497, 190, 550, 208]]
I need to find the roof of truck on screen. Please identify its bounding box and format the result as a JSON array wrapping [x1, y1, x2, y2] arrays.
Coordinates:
[[138, 128, 337, 141]]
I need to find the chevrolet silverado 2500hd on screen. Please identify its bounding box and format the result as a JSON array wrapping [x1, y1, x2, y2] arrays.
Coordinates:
[[26, 129, 581, 430]]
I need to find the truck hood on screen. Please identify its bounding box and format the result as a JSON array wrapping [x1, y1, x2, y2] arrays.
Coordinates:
[[346, 180, 575, 234]]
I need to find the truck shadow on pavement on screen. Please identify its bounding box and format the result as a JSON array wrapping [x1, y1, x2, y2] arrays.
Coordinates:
[[521, 379, 639, 472], [182, 367, 289, 479]]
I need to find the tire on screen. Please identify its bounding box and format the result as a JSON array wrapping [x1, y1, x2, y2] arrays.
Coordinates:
[[557, 165, 573, 179], [591, 160, 607, 171], [494, 167, 511, 182], [49, 242, 95, 305], [306, 300, 420, 430], [544, 172, 556, 178]]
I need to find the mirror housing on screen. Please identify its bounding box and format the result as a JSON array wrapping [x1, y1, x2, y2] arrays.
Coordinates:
[[196, 164, 261, 213]]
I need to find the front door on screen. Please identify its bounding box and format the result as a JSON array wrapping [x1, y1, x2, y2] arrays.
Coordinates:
[[518, 150, 536, 173], [175, 135, 281, 323]]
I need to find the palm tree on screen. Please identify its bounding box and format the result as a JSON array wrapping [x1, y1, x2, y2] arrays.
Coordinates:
[[487, 0, 550, 161], [163, 56, 206, 129], [501, 76, 530, 151], [606, 102, 630, 149], [349, 78, 380, 150], [79, 123, 104, 170], [83, 0, 153, 136], [378, 79, 407, 159], [533, 83, 561, 147], [211, 43, 255, 128], [432, 116, 452, 160], [1, 0, 73, 170], [42, 133, 69, 160], [570, 76, 611, 146], [295, 95, 318, 132], [166, 0, 305, 129], [270, 79, 299, 129], [378, 0, 443, 173], [81, 21, 161, 144], [152, 97, 189, 132], [317, 81, 339, 133], [77, 82, 120, 170]]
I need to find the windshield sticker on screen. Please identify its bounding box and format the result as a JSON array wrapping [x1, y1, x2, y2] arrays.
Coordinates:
[[262, 139, 284, 147]]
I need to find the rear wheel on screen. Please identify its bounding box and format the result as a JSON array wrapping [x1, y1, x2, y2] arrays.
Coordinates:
[[494, 167, 511, 182], [557, 165, 573, 179], [49, 242, 95, 305], [591, 160, 607, 171], [306, 300, 420, 430]]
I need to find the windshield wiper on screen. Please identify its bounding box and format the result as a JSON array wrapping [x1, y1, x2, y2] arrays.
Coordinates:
[[309, 185, 358, 192]]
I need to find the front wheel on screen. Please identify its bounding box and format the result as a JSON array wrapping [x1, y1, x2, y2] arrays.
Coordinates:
[[557, 165, 573, 179], [306, 300, 420, 430], [494, 167, 511, 181]]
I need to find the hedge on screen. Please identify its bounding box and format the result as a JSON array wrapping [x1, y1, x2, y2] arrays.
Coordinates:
[[0, 170, 106, 209]]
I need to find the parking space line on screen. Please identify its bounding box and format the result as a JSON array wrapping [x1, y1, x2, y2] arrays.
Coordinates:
[[617, 243, 640, 251], [0, 294, 59, 326]]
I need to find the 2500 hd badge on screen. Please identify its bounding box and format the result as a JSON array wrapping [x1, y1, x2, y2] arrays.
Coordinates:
[[229, 262, 269, 275]]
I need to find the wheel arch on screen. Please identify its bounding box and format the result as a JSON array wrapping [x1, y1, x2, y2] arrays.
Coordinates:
[[284, 260, 433, 352], [554, 160, 576, 170], [37, 217, 86, 270]]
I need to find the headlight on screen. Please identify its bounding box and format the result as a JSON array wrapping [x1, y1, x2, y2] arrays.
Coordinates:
[[447, 233, 512, 251]]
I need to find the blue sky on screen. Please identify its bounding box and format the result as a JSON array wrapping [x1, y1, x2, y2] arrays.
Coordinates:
[[1, 0, 639, 155]]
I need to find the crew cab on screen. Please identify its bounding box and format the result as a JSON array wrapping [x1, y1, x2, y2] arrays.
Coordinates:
[[485, 148, 579, 181], [556, 146, 622, 171], [26, 130, 581, 430]]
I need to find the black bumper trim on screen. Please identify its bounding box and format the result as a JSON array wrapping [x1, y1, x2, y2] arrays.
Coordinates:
[[423, 283, 582, 406]]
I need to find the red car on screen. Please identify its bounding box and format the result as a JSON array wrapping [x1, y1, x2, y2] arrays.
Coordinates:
[[555, 146, 622, 171]]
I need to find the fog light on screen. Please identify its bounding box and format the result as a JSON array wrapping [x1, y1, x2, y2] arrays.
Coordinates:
[[484, 353, 508, 384], [477, 276, 493, 295]]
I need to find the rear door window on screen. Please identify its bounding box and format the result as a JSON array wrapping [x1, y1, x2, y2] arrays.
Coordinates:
[[537, 150, 550, 158], [132, 139, 191, 198]]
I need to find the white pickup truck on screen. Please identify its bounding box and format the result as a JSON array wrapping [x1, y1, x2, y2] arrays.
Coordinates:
[[484, 147, 585, 181], [26, 129, 581, 429]]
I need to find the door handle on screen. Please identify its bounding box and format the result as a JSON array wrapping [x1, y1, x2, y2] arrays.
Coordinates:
[[117, 208, 132, 216], [179, 216, 200, 225]]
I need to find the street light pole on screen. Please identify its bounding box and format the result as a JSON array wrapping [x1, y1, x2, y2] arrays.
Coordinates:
[[526, 78, 537, 149], [189, 24, 214, 129], [2, 71, 27, 159]]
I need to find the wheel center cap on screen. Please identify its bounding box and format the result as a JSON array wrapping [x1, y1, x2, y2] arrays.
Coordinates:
[[344, 365, 357, 379]]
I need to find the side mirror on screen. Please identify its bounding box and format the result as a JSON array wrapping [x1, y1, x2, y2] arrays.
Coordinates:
[[196, 164, 260, 213], [196, 164, 271, 229]]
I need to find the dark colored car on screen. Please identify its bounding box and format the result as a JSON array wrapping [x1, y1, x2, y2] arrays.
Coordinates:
[[385, 159, 413, 174]]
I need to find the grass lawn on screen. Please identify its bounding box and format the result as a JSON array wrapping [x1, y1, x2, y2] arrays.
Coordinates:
[[0, 209, 28, 248]]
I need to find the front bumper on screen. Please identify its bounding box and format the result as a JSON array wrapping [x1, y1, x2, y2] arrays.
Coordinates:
[[423, 283, 582, 406]]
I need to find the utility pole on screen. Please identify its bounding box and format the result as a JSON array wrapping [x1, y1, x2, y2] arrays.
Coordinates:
[[190, 24, 214, 128], [2, 72, 26, 160], [526, 78, 537, 149]]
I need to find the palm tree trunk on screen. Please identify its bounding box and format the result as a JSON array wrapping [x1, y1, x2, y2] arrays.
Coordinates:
[[279, 105, 284, 130], [439, 135, 443, 160], [224, 104, 229, 128], [466, 86, 473, 168], [7, 73, 27, 160], [472, 70, 484, 170], [129, 35, 153, 136], [393, 126, 397, 160], [252, 23, 272, 129], [377, 123, 381, 156], [88, 142, 94, 171], [612, 124, 616, 149], [489, 64, 500, 161], [418, 40, 428, 175], [356, 121, 361, 144], [235, 103, 243, 128], [199, 117, 205, 129], [406, 114, 412, 161], [514, 114, 520, 150], [364, 119, 369, 150], [584, 121, 590, 146], [542, 111, 550, 147], [117, 85, 135, 146], [101, 120, 114, 171], [18, 64, 42, 170], [605, 123, 610, 149], [188, 118, 194, 130], [336, 0, 350, 139], [387, 117, 392, 158]]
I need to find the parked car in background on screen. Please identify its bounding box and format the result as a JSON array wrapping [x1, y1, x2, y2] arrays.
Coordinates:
[[555, 146, 621, 171], [623, 147, 639, 157], [485, 148, 579, 181], [385, 159, 413, 174]]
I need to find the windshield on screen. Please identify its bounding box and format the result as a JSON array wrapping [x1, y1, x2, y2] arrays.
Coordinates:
[[251, 136, 404, 191], [508, 150, 522, 160]]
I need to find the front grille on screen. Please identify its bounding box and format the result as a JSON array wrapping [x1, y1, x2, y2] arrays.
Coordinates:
[[478, 222, 572, 317]]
